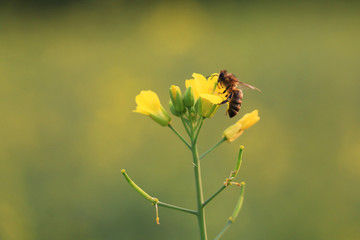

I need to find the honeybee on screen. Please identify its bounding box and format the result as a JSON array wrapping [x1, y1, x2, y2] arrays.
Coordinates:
[[217, 70, 260, 118]]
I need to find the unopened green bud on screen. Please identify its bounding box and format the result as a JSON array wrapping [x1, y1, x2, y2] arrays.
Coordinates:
[[169, 101, 181, 117], [195, 98, 202, 115], [183, 86, 195, 108], [189, 106, 197, 119], [169, 85, 185, 114]]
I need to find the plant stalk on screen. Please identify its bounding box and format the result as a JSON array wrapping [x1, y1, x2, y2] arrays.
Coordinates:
[[189, 114, 207, 240], [191, 140, 207, 240]]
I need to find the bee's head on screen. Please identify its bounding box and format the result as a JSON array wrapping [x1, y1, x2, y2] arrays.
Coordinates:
[[218, 70, 228, 82]]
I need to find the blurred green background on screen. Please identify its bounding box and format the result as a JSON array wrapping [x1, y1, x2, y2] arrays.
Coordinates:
[[1, 0, 360, 239]]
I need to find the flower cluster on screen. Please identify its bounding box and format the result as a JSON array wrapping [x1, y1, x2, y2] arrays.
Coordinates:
[[127, 71, 261, 239], [133, 72, 259, 142]]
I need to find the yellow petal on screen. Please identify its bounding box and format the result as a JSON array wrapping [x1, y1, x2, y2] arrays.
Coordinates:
[[200, 94, 223, 104], [192, 73, 208, 90], [185, 79, 199, 99], [134, 90, 161, 115], [185, 73, 214, 99], [207, 73, 219, 91], [237, 110, 260, 130], [223, 110, 260, 142], [195, 94, 222, 118], [133, 90, 171, 126]]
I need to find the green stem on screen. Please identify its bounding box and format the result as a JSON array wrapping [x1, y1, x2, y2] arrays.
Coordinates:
[[180, 115, 191, 137], [200, 137, 226, 160], [194, 115, 202, 130], [158, 201, 197, 215], [192, 141, 207, 240], [202, 185, 226, 208], [189, 114, 207, 240], [194, 117, 205, 143], [168, 124, 191, 150]]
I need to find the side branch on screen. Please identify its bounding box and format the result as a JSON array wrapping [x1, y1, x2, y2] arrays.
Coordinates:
[[202, 185, 226, 208], [199, 137, 226, 160], [168, 124, 191, 150], [158, 201, 197, 215]]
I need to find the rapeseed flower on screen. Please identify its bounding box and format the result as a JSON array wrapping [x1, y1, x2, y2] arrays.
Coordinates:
[[186, 73, 227, 118], [223, 110, 260, 142], [133, 90, 171, 126]]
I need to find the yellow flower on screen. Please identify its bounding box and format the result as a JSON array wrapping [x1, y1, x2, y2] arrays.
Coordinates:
[[223, 110, 260, 142], [195, 94, 224, 118], [133, 90, 171, 126], [185, 73, 226, 100], [185, 73, 227, 118]]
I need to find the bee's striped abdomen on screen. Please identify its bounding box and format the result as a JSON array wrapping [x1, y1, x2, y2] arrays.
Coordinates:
[[228, 89, 243, 118]]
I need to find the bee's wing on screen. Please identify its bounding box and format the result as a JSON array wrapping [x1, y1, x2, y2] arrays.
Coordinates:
[[237, 82, 261, 92]]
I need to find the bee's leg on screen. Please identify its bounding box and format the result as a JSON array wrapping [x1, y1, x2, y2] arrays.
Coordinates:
[[219, 99, 229, 104], [221, 85, 231, 94], [224, 92, 234, 115], [219, 92, 232, 105]]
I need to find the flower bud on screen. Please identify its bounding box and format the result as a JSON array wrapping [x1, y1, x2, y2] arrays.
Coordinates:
[[189, 106, 197, 119], [223, 110, 260, 142], [169, 101, 181, 117], [183, 86, 195, 108], [133, 90, 171, 126], [195, 94, 223, 118], [169, 85, 185, 114]]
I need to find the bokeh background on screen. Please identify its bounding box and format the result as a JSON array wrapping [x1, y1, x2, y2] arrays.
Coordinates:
[[1, 0, 360, 239]]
